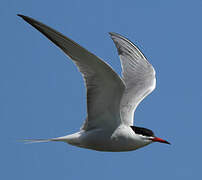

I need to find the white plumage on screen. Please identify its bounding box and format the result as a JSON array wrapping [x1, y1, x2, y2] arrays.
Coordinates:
[[18, 14, 169, 152]]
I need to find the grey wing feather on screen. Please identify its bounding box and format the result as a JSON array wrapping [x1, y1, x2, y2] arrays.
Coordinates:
[[18, 15, 125, 131], [109, 32, 156, 126]]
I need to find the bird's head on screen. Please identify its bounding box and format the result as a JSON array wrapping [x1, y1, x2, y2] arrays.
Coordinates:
[[130, 126, 170, 145]]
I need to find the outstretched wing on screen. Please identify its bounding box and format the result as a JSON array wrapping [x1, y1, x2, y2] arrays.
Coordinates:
[[18, 15, 125, 131], [109, 32, 156, 126]]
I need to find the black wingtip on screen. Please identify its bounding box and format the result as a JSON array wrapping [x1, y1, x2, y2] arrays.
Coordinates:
[[108, 32, 117, 37], [17, 14, 24, 18], [17, 14, 34, 23], [17, 14, 30, 22], [108, 32, 113, 36], [17, 14, 31, 21], [108, 32, 122, 37], [17, 14, 40, 29]]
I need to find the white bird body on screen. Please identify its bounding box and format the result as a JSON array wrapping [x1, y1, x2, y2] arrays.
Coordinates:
[[51, 125, 151, 152], [18, 14, 170, 152]]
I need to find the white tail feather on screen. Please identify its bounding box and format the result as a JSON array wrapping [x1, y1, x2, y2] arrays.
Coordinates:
[[21, 135, 72, 144], [21, 137, 66, 144], [20, 133, 78, 144], [22, 139, 53, 144]]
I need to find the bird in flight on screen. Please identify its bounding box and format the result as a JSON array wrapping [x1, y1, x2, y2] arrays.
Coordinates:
[[18, 14, 170, 152]]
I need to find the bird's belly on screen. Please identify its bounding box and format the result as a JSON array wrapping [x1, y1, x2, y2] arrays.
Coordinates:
[[72, 129, 149, 152], [84, 141, 146, 152]]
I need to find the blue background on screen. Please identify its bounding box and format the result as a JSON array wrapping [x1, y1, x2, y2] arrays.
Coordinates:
[[1, 0, 201, 179]]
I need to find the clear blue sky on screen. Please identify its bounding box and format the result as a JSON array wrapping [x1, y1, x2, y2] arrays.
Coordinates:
[[1, 0, 201, 179]]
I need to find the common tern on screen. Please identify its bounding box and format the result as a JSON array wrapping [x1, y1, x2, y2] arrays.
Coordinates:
[[18, 14, 170, 152]]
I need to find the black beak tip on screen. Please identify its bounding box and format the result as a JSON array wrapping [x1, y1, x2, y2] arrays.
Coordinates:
[[152, 137, 171, 145], [165, 141, 171, 145]]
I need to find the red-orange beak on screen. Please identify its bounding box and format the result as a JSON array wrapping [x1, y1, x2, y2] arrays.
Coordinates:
[[152, 137, 170, 144]]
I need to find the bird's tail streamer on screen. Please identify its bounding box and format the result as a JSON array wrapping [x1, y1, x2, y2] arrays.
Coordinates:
[[19, 138, 64, 144], [21, 139, 53, 144]]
